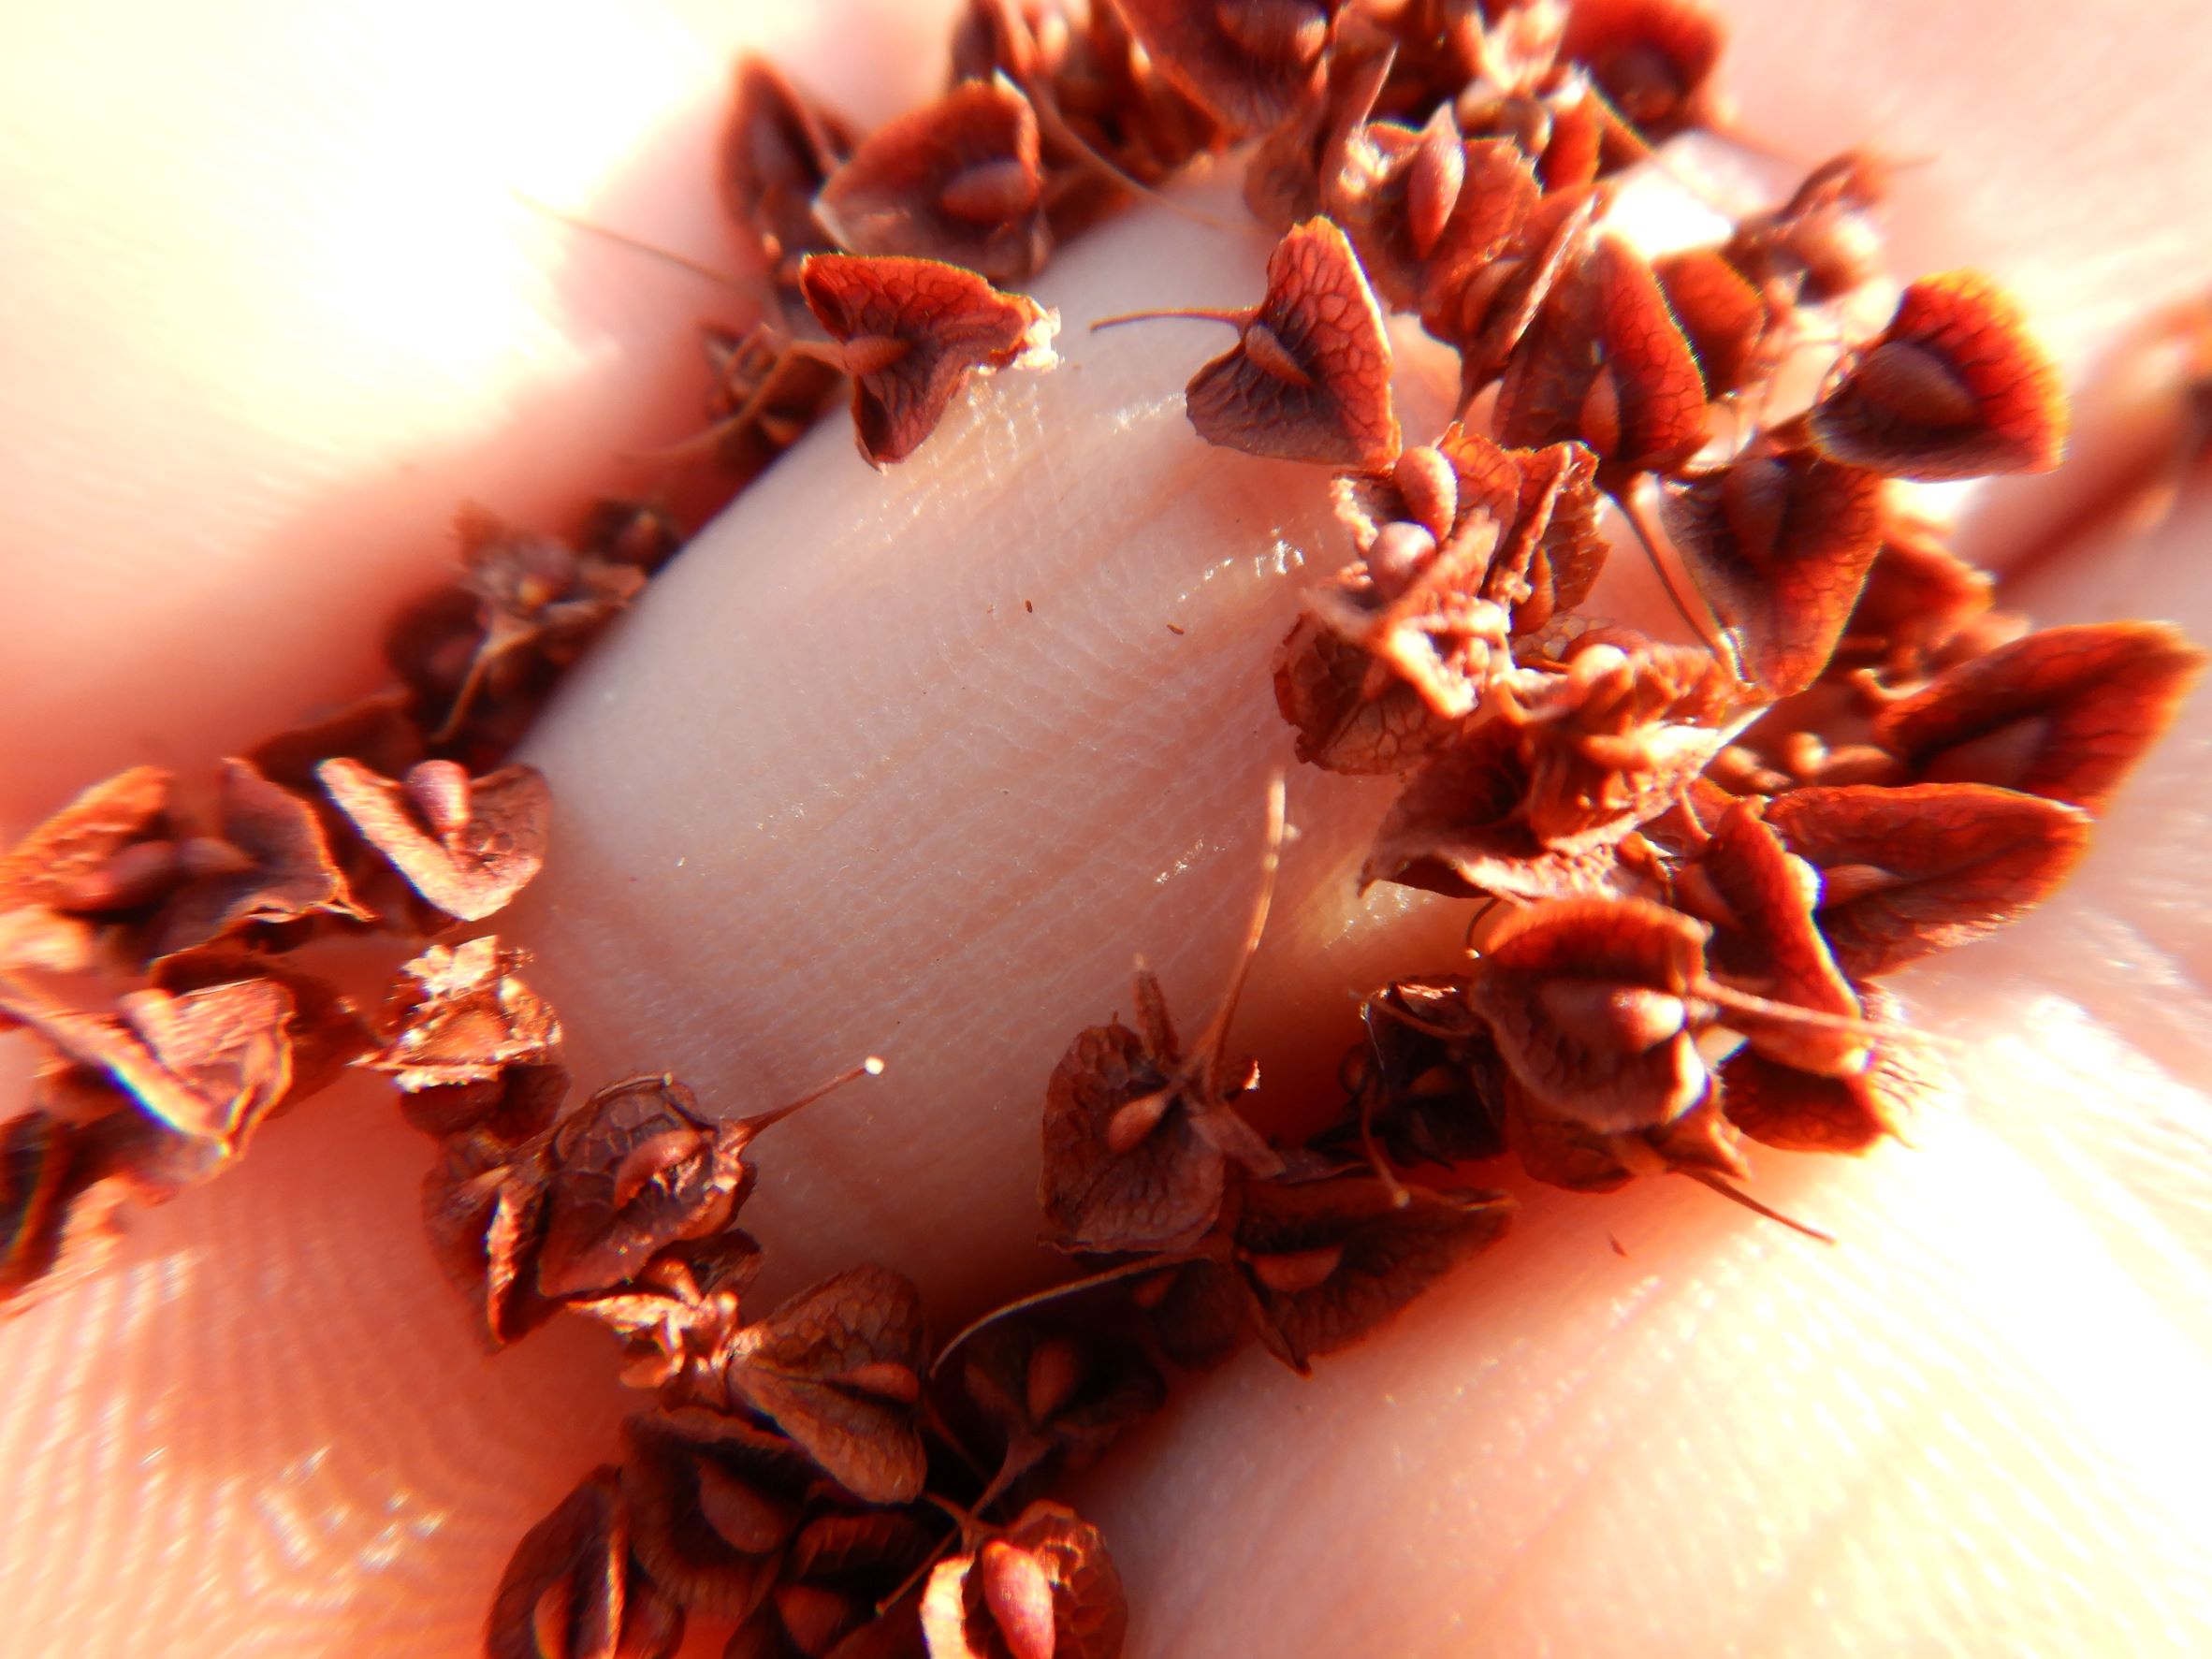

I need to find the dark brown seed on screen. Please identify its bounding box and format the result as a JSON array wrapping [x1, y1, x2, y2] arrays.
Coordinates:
[[485, 1465, 685, 1659], [722, 56, 853, 298], [719, 1263, 930, 1505], [1230, 1176, 1512, 1372]]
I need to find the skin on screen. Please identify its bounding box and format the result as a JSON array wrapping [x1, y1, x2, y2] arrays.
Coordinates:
[[4, 2, 2212, 1654]]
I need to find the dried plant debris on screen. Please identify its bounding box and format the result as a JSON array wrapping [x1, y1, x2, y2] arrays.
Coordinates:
[[486, 1465, 686, 1659], [1276, 429, 1607, 772], [699, 321, 854, 486], [318, 756, 551, 923], [922, 1503, 1127, 1659], [383, 504, 661, 757], [12, 5, 2212, 1656]]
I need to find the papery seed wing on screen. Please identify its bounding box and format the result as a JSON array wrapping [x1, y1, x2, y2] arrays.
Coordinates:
[[536, 1075, 731, 1299], [1111, 0, 1335, 135], [1719, 983, 1948, 1153], [725, 1263, 928, 1504], [1464, 897, 1711, 1133], [421, 1142, 559, 1348], [0, 765, 170, 912], [1764, 783, 2092, 978], [113, 978, 296, 1148], [815, 79, 1049, 282], [724, 56, 853, 284], [366, 936, 561, 1091], [800, 253, 1058, 465], [1696, 801, 1862, 1070], [1273, 613, 1473, 775], [1186, 217, 1400, 470], [1873, 621, 2205, 814], [317, 757, 550, 921], [1660, 453, 1885, 696], [1040, 1020, 1227, 1253], [618, 1412, 803, 1622], [1808, 271, 2066, 480], [1235, 1176, 1512, 1371], [1495, 236, 1707, 473], [1361, 721, 1626, 900], [485, 1468, 628, 1659], [142, 759, 362, 959], [1560, 0, 1724, 136], [1653, 246, 1779, 400], [153, 947, 374, 1114], [1012, 1501, 1128, 1659]]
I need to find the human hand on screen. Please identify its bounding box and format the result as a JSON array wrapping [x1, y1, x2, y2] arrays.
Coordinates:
[[5, 2, 2212, 1654]]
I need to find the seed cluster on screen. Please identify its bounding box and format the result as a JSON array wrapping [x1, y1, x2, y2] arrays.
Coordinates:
[[1, 4, 2207, 1658]]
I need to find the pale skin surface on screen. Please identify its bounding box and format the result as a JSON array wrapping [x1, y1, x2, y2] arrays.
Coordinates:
[[4, 2, 2212, 1655]]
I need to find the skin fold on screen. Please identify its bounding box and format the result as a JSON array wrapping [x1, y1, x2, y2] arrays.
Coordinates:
[[2, 3, 2210, 1655]]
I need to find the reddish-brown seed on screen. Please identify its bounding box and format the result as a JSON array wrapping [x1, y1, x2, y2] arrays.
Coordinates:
[[1558, 0, 1724, 138], [363, 936, 562, 1092], [1872, 620, 2206, 814], [1108, 0, 1337, 136], [1652, 247, 1788, 401], [616, 1411, 808, 1620], [1463, 896, 1713, 1135], [920, 1502, 1127, 1659], [1724, 150, 1891, 304], [485, 1465, 685, 1659], [0, 975, 296, 1156], [1808, 271, 2068, 480], [1494, 233, 1710, 479], [534, 1074, 757, 1300], [816, 78, 1052, 283], [717, 1263, 931, 1504], [1720, 984, 1948, 1154], [318, 756, 550, 923], [0, 764, 173, 932], [721, 56, 853, 298], [142, 758, 365, 961], [1230, 1176, 1512, 1372], [1659, 451, 1887, 695], [798, 252, 1059, 466], [1157, 217, 1402, 471], [1764, 782, 2093, 978]]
